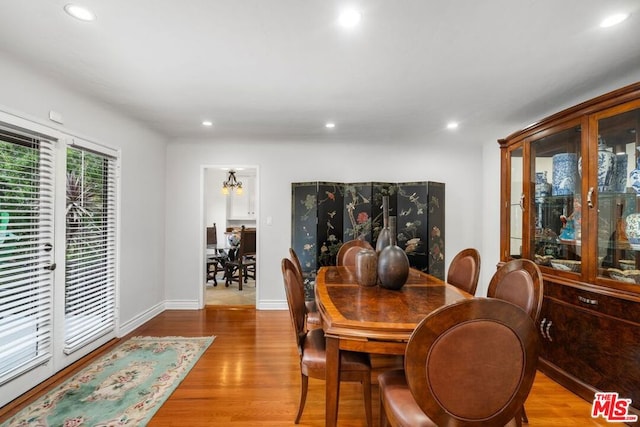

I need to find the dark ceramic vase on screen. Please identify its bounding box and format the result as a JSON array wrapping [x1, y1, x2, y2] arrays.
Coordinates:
[[355, 248, 378, 287], [376, 195, 392, 253], [377, 217, 409, 290]]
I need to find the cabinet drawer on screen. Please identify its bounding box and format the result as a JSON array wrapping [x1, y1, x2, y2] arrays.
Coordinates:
[[544, 279, 640, 324]]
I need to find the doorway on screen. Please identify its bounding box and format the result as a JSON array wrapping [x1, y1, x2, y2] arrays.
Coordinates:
[[203, 166, 257, 306]]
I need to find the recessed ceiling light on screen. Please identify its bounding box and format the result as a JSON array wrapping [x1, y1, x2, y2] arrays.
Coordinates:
[[446, 121, 459, 130], [600, 13, 630, 28], [64, 4, 96, 21], [338, 9, 361, 28], [202, 120, 213, 127], [325, 122, 336, 129]]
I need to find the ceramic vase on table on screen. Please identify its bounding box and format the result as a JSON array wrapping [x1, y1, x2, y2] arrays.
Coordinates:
[[376, 195, 392, 253], [355, 249, 378, 287], [625, 213, 640, 250], [377, 216, 410, 290], [552, 153, 577, 196]]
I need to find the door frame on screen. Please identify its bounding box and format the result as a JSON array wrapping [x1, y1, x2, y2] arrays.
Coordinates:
[[199, 164, 259, 308]]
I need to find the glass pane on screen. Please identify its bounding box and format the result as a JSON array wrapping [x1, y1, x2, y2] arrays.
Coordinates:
[[530, 126, 582, 273], [598, 107, 640, 284], [509, 146, 523, 258], [0, 131, 54, 383], [64, 146, 117, 354]]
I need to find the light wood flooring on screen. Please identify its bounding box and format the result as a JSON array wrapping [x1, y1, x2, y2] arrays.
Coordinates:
[[0, 308, 613, 426]]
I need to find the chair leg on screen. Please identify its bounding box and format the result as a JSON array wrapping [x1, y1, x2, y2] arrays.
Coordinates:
[[295, 373, 309, 424], [362, 373, 372, 427], [521, 405, 529, 424], [379, 396, 388, 427], [238, 262, 243, 291], [514, 407, 524, 427]]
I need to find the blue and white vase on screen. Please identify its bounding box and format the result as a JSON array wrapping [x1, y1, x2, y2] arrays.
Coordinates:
[[535, 171, 551, 201], [630, 148, 640, 195], [613, 153, 628, 193], [552, 153, 577, 196], [625, 213, 640, 250], [597, 136, 615, 192]]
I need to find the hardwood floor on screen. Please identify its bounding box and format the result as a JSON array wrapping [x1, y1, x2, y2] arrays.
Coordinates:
[[1, 308, 612, 426]]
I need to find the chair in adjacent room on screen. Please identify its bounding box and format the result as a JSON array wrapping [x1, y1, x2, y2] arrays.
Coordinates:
[[205, 223, 227, 286], [487, 258, 544, 424], [281, 258, 372, 426], [225, 226, 256, 291], [336, 238, 373, 266], [446, 247, 481, 296], [289, 248, 321, 328], [378, 297, 540, 427]]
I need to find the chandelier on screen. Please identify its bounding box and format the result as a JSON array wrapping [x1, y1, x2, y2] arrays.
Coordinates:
[[222, 170, 243, 195]]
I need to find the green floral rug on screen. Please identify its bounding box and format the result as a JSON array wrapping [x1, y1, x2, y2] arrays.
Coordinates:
[[2, 336, 214, 427]]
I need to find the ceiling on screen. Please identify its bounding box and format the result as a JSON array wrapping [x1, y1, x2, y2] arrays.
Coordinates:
[[1, 1, 639, 144]]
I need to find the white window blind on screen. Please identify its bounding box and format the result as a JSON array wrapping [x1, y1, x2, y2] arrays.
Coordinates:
[[0, 128, 54, 385], [64, 145, 117, 354]]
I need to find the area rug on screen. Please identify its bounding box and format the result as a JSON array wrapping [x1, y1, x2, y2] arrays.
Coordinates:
[[2, 336, 214, 427]]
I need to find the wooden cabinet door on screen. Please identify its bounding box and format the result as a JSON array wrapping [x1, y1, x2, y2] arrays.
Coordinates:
[[540, 297, 640, 411]]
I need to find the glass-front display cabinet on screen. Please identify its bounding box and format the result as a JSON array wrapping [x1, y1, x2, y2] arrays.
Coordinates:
[[499, 82, 640, 421], [501, 86, 640, 295]]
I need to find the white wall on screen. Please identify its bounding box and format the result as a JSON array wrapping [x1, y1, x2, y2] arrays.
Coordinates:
[[204, 168, 228, 243], [0, 54, 169, 331], [165, 139, 485, 308]]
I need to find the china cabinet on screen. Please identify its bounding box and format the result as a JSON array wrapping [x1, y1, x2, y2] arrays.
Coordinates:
[[499, 82, 640, 422]]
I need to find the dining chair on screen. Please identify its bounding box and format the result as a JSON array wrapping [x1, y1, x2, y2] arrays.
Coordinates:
[[281, 258, 372, 426], [378, 297, 540, 427], [446, 247, 481, 296], [288, 248, 321, 328], [224, 226, 256, 291], [336, 238, 373, 266], [487, 258, 544, 323], [487, 258, 544, 424]]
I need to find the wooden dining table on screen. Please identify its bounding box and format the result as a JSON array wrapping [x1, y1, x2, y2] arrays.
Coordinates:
[[314, 265, 472, 427]]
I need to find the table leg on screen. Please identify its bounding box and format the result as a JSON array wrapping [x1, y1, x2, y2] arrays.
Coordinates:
[[325, 336, 340, 427]]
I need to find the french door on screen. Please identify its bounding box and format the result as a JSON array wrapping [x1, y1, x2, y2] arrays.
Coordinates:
[[0, 115, 118, 407]]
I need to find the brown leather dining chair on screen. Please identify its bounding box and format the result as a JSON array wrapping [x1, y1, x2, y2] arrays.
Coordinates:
[[336, 238, 373, 266], [487, 258, 544, 424], [446, 247, 481, 296], [378, 297, 540, 427], [281, 258, 372, 426], [288, 248, 321, 328], [487, 258, 544, 323]]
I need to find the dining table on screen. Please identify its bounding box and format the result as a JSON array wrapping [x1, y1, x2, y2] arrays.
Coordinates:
[[314, 265, 472, 427]]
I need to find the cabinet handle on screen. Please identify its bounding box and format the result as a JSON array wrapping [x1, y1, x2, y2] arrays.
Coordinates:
[[539, 318, 547, 340], [545, 320, 553, 342], [578, 295, 598, 305], [519, 193, 525, 211], [587, 187, 594, 208]]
